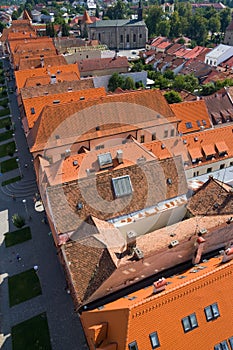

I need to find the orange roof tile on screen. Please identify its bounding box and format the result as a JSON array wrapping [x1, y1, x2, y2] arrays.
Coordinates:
[[24, 72, 80, 88], [23, 87, 106, 129], [15, 64, 80, 90], [19, 55, 67, 70], [170, 100, 212, 134], [81, 256, 233, 350], [145, 124, 233, 168], [27, 89, 177, 153]]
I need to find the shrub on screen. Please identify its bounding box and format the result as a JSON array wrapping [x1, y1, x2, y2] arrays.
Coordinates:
[[12, 214, 25, 228]]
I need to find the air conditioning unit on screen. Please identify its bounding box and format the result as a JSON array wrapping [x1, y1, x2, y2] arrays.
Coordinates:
[[132, 247, 144, 260], [169, 240, 179, 248]]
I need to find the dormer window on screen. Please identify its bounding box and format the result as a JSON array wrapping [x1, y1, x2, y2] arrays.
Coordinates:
[[149, 332, 160, 349]]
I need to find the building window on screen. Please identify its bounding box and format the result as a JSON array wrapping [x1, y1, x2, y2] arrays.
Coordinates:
[[207, 167, 212, 173], [133, 34, 136, 42], [140, 135, 145, 143], [120, 34, 123, 43], [128, 341, 138, 350], [182, 313, 198, 333], [152, 133, 156, 141], [214, 341, 230, 350], [95, 144, 104, 150], [193, 171, 199, 177], [127, 34, 129, 43], [230, 161, 233, 166], [186, 122, 193, 129], [98, 33, 101, 41], [170, 129, 175, 137], [196, 120, 201, 127], [139, 34, 142, 38], [202, 120, 207, 126], [220, 164, 225, 169], [164, 130, 168, 138], [229, 337, 233, 349], [204, 303, 220, 321], [149, 332, 160, 349]]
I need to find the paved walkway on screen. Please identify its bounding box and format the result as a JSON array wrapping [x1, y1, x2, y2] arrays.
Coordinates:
[[0, 58, 88, 350]]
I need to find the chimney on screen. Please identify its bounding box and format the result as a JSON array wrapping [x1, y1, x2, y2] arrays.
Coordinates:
[[192, 236, 206, 265], [50, 74, 57, 84], [40, 57, 44, 68], [116, 149, 123, 164], [153, 277, 167, 294], [126, 231, 137, 253], [222, 246, 233, 263]]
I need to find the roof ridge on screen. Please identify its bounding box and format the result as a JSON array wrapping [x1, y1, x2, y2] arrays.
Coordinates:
[[129, 258, 233, 311]]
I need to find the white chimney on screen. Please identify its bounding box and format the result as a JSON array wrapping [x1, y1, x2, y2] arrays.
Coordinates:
[[192, 236, 205, 265], [50, 74, 57, 84], [40, 57, 44, 68], [116, 149, 123, 164]]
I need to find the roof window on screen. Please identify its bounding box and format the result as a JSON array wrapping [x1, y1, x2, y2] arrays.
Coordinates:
[[149, 332, 160, 349], [182, 313, 198, 332], [128, 341, 138, 350], [53, 100, 60, 104], [186, 122, 193, 129], [196, 120, 201, 127], [202, 119, 207, 126], [214, 341, 230, 350], [31, 107, 35, 114], [204, 302, 220, 321], [112, 175, 133, 198]]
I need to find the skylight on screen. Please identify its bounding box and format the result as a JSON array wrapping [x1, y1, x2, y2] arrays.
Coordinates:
[[112, 175, 133, 198], [186, 122, 193, 129]]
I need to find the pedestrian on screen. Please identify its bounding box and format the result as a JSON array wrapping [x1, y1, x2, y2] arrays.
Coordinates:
[[33, 265, 39, 272], [16, 253, 21, 262]]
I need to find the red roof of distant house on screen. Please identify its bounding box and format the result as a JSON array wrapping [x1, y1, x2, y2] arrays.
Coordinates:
[[77, 56, 129, 73]]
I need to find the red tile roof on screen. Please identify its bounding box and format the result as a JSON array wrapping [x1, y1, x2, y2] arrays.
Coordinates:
[[18, 55, 67, 70], [170, 100, 212, 134], [77, 56, 129, 73], [23, 87, 106, 129], [15, 64, 80, 90], [28, 89, 177, 153]]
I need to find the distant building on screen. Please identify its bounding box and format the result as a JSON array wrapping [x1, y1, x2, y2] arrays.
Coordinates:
[[205, 44, 233, 67], [88, 2, 148, 49]]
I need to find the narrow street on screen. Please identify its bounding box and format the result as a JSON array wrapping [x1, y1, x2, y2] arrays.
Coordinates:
[[0, 57, 88, 350]]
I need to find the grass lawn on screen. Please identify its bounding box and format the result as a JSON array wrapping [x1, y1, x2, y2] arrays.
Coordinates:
[[12, 313, 51, 350], [0, 141, 15, 158], [0, 107, 10, 117], [0, 157, 18, 173], [4, 226, 31, 247], [0, 130, 13, 142], [1, 175, 21, 186], [8, 268, 42, 307], [0, 116, 11, 129]]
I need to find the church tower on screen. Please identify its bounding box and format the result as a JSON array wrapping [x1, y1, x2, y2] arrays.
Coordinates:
[[137, 0, 143, 21]]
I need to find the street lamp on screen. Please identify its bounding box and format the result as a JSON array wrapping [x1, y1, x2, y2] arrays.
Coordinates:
[[22, 199, 29, 220], [16, 158, 22, 178]]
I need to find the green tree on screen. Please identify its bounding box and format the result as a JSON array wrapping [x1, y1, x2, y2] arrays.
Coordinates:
[[169, 11, 182, 38], [158, 20, 170, 37], [108, 73, 124, 92], [188, 14, 208, 45], [220, 8, 231, 33], [106, 0, 127, 19], [12, 214, 25, 228], [164, 69, 175, 80], [131, 60, 144, 72], [61, 22, 69, 37], [123, 76, 135, 90], [46, 23, 56, 37], [164, 90, 182, 104], [208, 15, 221, 40], [173, 74, 198, 93], [145, 6, 163, 36]]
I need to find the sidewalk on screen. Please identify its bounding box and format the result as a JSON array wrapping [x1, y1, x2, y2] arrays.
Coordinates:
[[0, 58, 88, 350]]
